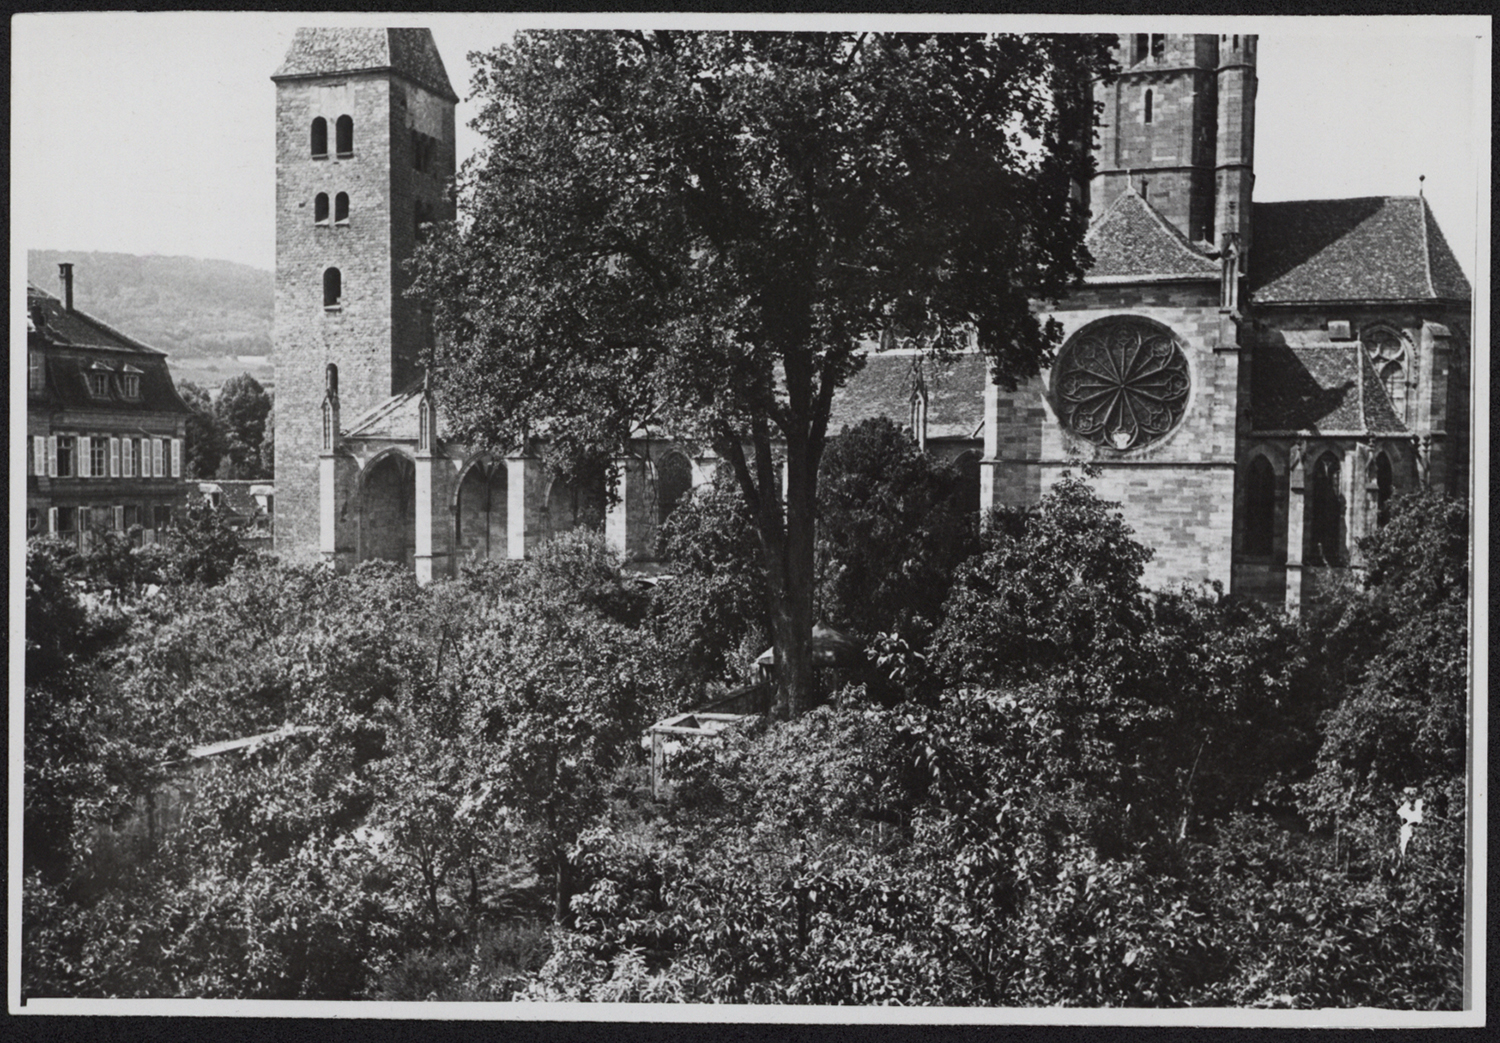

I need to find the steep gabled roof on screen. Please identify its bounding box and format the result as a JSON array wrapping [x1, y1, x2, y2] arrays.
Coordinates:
[[273, 27, 458, 103], [27, 283, 164, 357], [1082, 187, 1220, 283], [827, 351, 988, 441], [1250, 196, 1472, 304], [1251, 335, 1407, 436]]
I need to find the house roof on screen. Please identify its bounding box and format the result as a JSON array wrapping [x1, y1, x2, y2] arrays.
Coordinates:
[[1250, 196, 1472, 304], [28, 284, 191, 415], [828, 351, 988, 441], [1082, 186, 1220, 282], [273, 27, 458, 103], [1251, 336, 1407, 435]]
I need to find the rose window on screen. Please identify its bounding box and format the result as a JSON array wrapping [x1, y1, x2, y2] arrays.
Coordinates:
[[1054, 319, 1189, 451]]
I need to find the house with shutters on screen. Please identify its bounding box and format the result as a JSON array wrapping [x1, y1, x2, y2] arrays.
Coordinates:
[[26, 264, 193, 546]]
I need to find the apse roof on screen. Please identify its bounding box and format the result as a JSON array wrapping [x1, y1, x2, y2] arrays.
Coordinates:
[[274, 27, 458, 102], [1082, 187, 1220, 282], [1250, 196, 1471, 304]]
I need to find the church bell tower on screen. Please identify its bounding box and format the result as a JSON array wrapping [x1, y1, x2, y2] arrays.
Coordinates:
[[270, 27, 457, 560]]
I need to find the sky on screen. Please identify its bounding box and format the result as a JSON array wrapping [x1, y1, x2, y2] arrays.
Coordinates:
[[11, 13, 1488, 283]]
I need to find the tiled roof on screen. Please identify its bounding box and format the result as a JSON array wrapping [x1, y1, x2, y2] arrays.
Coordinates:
[[1251, 337, 1406, 435], [274, 28, 458, 102], [1251, 196, 1471, 304], [827, 352, 988, 441], [344, 385, 424, 440], [1083, 187, 1219, 282], [27, 285, 191, 415]]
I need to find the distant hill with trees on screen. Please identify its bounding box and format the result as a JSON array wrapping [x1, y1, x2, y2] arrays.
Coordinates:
[[27, 250, 273, 360]]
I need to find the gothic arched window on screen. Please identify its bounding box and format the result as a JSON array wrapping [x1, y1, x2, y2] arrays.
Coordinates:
[[1308, 451, 1345, 565], [323, 267, 342, 309], [1053, 317, 1190, 451], [335, 115, 354, 157], [335, 191, 350, 224], [311, 117, 328, 157], [1244, 455, 1276, 558], [1373, 452, 1393, 528], [1362, 327, 1408, 424], [314, 192, 329, 224]]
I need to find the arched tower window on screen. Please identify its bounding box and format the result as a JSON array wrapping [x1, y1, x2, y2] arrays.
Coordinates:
[[1308, 451, 1345, 565], [311, 117, 328, 157], [1151, 34, 1165, 60], [335, 192, 350, 224], [1132, 34, 1148, 64], [335, 115, 354, 157], [1143, 89, 1153, 124], [314, 192, 329, 224], [323, 267, 342, 309], [1373, 452, 1393, 528], [1244, 455, 1276, 558]]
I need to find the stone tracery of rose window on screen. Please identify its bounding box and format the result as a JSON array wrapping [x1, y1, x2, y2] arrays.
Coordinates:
[[1054, 318, 1190, 451]]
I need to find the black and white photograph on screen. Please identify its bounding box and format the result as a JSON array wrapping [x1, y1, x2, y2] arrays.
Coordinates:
[[10, 12, 1487, 1023]]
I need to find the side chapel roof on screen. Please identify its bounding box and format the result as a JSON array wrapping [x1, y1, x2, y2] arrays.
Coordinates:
[[827, 351, 989, 441], [1250, 196, 1471, 304], [273, 27, 458, 103], [1251, 334, 1407, 435]]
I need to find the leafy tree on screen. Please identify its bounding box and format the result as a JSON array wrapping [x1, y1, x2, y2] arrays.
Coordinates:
[[816, 417, 978, 646], [413, 30, 1113, 716], [179, 379, 225, 479], [214, 372, 271, 479], [165, 498, 251, 586]]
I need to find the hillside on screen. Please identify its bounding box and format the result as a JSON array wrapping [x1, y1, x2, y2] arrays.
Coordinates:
[[28, 250, 273, 361]]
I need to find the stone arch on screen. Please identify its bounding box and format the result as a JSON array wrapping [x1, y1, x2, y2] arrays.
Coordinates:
[[544, 473, 605, 538], [454, 457, 508, 562], [1307, 449, 1345, 566], [655, 449, 694, 525], [1242, 451, 1277, 558], [1370, 450, 1394, 528], [360, 449, 416, 565], [953, 449, 982, 520]]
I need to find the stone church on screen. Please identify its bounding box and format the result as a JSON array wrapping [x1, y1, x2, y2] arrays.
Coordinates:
[[271, 28, 1471, 610]]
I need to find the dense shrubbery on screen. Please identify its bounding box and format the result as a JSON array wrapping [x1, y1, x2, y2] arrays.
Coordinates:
[[23, 456, 1470, 1006]]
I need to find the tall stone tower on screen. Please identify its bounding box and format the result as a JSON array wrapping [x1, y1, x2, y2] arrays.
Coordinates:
[[1092, 33, 1257, 254], [271, 28, 457, 560]]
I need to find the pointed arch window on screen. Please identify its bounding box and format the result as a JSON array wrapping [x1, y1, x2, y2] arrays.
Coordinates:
[[335, 192, 350, 224], [1373, 452, 1393, 528], [311, 117, 328, 158], [1362, 327, 1409, 424], [314, 192, 330, 224], [1244, 455, 1276, 558], [335, 115, 354, 157], [323, 267, 342, 309], [1308, 452, 1345, 565]]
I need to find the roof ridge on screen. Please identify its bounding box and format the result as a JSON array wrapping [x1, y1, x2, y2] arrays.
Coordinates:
[[1418, 195, 1437, 299]]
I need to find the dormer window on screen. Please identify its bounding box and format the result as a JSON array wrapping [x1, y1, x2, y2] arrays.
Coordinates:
[[86, 370, 110, 398], [120, 366, 142, 400], [28, 350, 43, 394]]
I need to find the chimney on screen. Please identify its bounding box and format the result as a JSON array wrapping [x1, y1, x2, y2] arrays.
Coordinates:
[[58, 263, 74, 311]]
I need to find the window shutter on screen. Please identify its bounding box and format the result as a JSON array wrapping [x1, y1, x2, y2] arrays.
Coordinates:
[[49, 507, 58, 533], [153, 439, 164, 478], [47, 436, 57, 477], [32, 436, 44, 477], [171, 438, 182, 478], [113, 505, 125, 530], [110, 437, 121, 477], [79, 438, 92, 478]]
